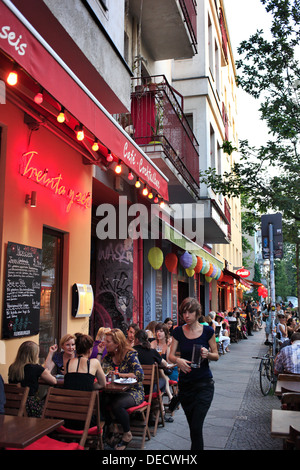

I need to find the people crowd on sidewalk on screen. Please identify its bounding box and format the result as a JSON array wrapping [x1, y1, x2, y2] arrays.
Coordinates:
[[2, 296, 299, 451]]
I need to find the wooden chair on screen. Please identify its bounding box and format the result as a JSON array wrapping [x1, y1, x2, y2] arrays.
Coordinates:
[[284, 426, 300, 450], [281, 392, 300, 411], [4, 384, 29, 417], [146, 363, 165, 436], [42, 387, 103, 450], [124, 364, 155, 449], [278, 374, 300, 382]]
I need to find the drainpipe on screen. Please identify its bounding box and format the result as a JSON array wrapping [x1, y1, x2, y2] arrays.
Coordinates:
[[138, 237, 143, 329]]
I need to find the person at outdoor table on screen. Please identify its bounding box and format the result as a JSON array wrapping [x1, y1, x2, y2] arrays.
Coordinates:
[[89, 326, 110, 359], [276, 314, 289, 347], [150, 322, 174, 400], [145, 320, 158, 342], [164, 317, 174, 336], [169, 297, 218, 451], [44, 333, 76, 375], [287, 317, 300, 339], [126, 323, 139, 347], [274, 332, 300, 375], [102, 328, 144, 450], [134, 329, 167, 394], [63, 333, 106, 430], [214, 312, 231, 352], [8, 340, 57, 417]]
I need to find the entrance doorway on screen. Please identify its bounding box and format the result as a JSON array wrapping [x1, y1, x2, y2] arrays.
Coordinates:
[[39, 227, 63, 362]]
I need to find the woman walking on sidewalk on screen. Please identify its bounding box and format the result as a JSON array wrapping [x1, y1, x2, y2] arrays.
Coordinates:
[[169, 297, 219, 450]]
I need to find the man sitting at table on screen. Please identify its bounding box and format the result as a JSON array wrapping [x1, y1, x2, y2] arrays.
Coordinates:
[[274, 332, 300, 375]]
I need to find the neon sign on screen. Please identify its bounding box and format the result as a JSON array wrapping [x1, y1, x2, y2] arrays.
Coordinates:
[[20, 151, 92, 212]]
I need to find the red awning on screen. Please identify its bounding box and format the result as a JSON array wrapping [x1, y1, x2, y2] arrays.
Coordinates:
[[0, 0, 169, 201]]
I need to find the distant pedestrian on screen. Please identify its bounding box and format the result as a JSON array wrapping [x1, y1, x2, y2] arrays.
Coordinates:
[[245, 300, 254, 336], [169, 297, 218, 450]]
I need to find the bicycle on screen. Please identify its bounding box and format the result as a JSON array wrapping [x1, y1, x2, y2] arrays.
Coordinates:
[[253, 342, 277, 396]]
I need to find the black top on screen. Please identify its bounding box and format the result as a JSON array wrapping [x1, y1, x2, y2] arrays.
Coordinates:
[[134, 345, 162, 366], [63, 357, 95, 391], [9, 363, 45, 396]]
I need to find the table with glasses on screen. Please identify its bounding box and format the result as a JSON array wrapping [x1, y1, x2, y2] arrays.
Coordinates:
[[0, 415, 64, 449]]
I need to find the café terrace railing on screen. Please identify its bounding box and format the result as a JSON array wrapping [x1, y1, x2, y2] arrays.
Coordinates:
[[114, 75, 200, 198]]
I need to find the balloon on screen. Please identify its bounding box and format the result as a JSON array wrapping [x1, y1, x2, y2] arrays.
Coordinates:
[[211, 265, 218, 278], [201, 260, 210, 275], [165, 253, 178, 273], [148, 247, 163, 270], [190, 254, 197, 269], [180, 251, 193, 269], [186, 268, 195, 277], [205, 276, 213, 283], [218, 271, 224, 282], [258, 286, 264, 296], [194, 257, 203, 273], [207, 263, 214, 277]]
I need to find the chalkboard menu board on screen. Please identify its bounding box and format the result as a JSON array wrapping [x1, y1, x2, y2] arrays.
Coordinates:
[[2, 242, 43, 339]]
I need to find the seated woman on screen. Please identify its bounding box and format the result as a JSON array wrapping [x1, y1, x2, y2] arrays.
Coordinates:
[[134, 329, 167, 394], [44, 334, 76, 375], [214, 313, 230, 352], [145, 321, 158, 342], [89, 326, 111, 359], [102, 328, 144, 450], [63, 333, 106, 429], [9, 340, 57, 417], [150, 322, 175, 401]]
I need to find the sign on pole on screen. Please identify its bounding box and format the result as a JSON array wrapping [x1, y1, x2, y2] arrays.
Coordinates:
[[261, 213, 283, 260]]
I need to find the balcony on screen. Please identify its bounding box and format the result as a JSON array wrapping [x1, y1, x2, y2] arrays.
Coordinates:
[[219, 7, 228, 66], [129, 0, 197, 60], [114, 75, 200, 201]]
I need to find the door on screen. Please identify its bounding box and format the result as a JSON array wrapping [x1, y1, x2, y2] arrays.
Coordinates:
[[39, 227, 63, 362]]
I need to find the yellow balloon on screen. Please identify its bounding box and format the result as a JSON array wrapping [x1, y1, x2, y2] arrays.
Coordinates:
[[205, 275, 213, 283], [186, 268, 195, 277], [148, 247, 164, 270]]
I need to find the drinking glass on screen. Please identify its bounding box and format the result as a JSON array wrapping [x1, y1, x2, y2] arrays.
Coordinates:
[[191, 344, 202, 368]]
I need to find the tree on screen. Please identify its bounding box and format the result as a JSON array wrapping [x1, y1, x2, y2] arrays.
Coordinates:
[[200, 0, 300, 309]]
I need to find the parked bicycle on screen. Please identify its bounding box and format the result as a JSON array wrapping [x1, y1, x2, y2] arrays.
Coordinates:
[[253, 342, 277, 396]]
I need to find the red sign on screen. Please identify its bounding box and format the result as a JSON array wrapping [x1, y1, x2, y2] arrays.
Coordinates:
[[236, 268, 250, 278], [0, 2, 169, 201]]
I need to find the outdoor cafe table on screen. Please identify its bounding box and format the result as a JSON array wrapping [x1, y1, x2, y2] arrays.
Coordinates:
[[271, 409, 300, 439], [0, 415, 64, 449]]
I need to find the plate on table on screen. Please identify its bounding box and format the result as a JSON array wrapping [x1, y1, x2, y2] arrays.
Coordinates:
[[114, 378, 137, 384]]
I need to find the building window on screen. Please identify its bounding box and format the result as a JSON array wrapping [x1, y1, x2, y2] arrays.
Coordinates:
[[39, 227, 64, 362]]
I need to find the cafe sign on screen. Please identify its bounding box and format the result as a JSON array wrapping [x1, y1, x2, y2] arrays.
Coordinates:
[[236, 268, 250, 278], [20, 151, 92, 212]]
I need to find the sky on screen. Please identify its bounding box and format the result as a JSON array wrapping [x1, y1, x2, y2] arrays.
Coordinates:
[[223, 0, 272, 147]]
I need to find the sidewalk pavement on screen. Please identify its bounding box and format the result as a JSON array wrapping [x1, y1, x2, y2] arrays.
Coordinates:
[[143, 326, 282, 451]]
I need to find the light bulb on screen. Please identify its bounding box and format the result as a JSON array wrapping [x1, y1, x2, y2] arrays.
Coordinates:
[[159, 200, 165, 208], [75, 125, 84, 141], [7, 70, 18, 86], [57, 109, 66, 123], [128, 172, 134, 181], [142, 186, 149, 196], [135, 179, 141, 188], [148, 191, 153, 199], [154, 196, 159, 203], [115, 161, 122, 174], [92, 140, 99, 151], [106, 151, 113, 162], [34, 92, 43, 104]]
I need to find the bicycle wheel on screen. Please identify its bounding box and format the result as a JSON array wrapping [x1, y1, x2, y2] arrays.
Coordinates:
[[259, 359, 272, 396]]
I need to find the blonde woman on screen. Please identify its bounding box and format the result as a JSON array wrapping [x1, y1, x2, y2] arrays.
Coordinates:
[[44, 334, 76, 375], [90, 326, 111, 359], [9, 341, 56, 417], [102, 328, 144, 450]]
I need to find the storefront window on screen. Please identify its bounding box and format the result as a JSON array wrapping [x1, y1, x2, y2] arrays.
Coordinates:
[[39, 228, 63, 362]]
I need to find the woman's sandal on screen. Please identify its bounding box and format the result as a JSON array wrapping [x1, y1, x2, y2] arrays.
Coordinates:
[[106, 432, 121, 447], [114, 438, 132, 450]]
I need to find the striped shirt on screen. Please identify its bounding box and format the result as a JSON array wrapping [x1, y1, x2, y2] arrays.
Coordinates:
[[274, 341, 300, 374]]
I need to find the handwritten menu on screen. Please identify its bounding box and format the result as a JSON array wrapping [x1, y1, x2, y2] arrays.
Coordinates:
[[2, 242, 42, 339]]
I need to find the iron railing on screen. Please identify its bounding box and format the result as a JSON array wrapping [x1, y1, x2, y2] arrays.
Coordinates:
[[179, 0, 198, 52], [114, 75, 200, 197]]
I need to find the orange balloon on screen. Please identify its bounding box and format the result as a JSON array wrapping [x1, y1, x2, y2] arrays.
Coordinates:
[[207, 263, 214, 277], [218, 272, 223, 282], [194, 257, 203, 273]]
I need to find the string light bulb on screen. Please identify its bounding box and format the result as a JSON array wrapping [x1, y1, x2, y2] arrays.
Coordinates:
[[106, 150, 113, 162], [115, 160, 122, 174], [7, 69, 18, 86], [57, 107, 66, 123], [154, 195, 159, 204], [92, 139, 99, 151], [135, 179, 141, 188], [159, 199, 165, 208], [75, 124, 84, 141], [34, 90, 44, 104], [142, 186, 149, 196], [128, 171, 134, 181], [148, 191, 153, 199]]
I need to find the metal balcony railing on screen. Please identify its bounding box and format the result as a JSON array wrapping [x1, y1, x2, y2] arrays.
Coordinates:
[[179, 0, 198, 52], [219, 7, 228, 64], [114, 75, 200, 197]]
